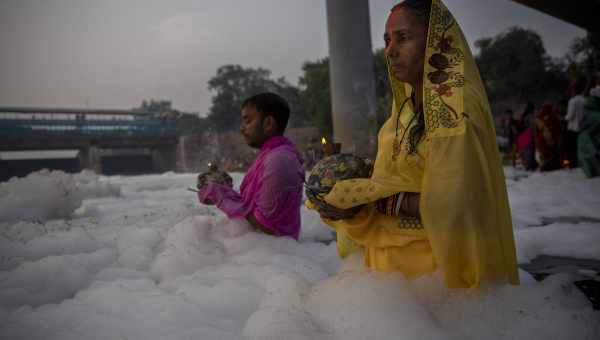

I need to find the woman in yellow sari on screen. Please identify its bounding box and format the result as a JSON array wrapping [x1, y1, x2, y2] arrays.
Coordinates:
[[312, 0, 519, 288]]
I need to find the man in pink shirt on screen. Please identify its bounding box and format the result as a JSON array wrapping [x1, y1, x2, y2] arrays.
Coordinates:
[[197, 93, 305, 239]]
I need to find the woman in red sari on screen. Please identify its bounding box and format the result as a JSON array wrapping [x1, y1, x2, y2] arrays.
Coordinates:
[[534, 103, 563, 171]]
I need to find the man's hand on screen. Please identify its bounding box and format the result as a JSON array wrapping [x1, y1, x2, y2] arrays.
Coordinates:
[[314, 199, 362, 221], [196, 186, 215, 205]]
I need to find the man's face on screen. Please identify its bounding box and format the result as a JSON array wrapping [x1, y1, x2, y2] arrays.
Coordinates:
[[240, 105, 268, 149], [384, 8, 428, 85]]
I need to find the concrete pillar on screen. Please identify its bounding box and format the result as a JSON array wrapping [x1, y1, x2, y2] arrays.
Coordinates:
[[326, 0, 377, 157], [152, 145, 177, 173], [176, 136, 188, 172], [79, 146, 102, 174]]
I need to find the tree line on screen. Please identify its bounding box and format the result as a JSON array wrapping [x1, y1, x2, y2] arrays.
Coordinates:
[[137, 26, 599, 136]]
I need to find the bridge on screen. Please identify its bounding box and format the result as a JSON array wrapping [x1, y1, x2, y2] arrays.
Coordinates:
[[511, 0, 600, 33], [0, 107, 178, 181]]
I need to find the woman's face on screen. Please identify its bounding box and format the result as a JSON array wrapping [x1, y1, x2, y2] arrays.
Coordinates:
[[384, 8, 428, 86]]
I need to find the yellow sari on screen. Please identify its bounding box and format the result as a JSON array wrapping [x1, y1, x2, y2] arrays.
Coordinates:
[[311, 0, 519, 288]]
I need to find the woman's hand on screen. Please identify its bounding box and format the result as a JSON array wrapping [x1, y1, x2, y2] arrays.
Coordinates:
[[401, 192, 420, 217], [314, 199, 362, 221], [374, 192, 420, 217]]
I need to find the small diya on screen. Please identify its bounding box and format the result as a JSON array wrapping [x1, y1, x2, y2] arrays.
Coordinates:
[[189, 162, 233, 205], [196, 162, 233, 190], [320, 137, 341, 157], [305, 153, 372, 208]]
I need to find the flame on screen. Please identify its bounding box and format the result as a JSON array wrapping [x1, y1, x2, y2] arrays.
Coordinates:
[[562, 159, 571, 168], [321, 137, 327, 145]]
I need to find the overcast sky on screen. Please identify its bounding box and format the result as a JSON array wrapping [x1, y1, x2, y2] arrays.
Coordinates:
[[0, 0, 585, 115]]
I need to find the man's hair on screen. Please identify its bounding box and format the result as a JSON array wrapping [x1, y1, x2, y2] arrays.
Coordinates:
[[241, 92, 290, 133]]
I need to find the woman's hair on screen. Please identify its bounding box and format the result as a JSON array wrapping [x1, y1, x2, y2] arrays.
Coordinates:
[[391, 0, 432, 155], [407, 99, 426, 155], [391, 0, 431, 24]]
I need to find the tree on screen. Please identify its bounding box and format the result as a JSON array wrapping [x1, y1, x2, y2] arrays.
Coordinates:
[[175, 113, 209, 136], [298, 58, 333, 135], [136, 99, 174, 114], [206, 65, 309, 132], [565, 31, 600, 77], [475, 27, 567, 115], [274, 77, 310, 128], [134, 99, 208, 136], [298, 51, 393, 135]]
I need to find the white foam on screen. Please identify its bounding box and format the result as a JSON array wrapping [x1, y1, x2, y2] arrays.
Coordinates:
[[516, 222, 600, 263], [0, 170, 120, 223], [0, 169, 598, 339], [306, 255, 599, 340], [150, 216, 226, 283], [0, 248, 117, 309]]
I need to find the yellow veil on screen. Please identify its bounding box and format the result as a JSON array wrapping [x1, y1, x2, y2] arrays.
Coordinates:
[[321, 0, 519, 288]]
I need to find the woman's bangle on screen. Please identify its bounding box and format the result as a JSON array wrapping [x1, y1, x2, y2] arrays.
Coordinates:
[[400, 192, 420, 217]]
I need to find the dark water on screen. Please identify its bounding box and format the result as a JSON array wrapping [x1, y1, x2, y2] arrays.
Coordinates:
[[101, 155, 155, 175], [0, 158, 80, 182]]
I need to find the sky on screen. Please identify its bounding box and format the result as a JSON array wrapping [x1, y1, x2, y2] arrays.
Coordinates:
[[0, 0, 586, 115]]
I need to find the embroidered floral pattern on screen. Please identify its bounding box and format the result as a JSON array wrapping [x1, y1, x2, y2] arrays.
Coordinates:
[[424, 1, 466, 133], [305, 153, 373, 207], [433, 84, 452, 97], [439, 36, 453, 53], [397, 215, 423, 229]]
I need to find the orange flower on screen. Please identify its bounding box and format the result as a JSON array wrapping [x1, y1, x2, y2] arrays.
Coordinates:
[[439, 36, 453, 53], [434, 84, 453, 97]]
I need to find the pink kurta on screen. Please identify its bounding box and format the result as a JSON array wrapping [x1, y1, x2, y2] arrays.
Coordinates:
[[198, 136, 305, 239]]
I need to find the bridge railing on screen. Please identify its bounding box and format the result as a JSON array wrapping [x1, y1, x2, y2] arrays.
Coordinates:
[[0, 113, 177, 138]]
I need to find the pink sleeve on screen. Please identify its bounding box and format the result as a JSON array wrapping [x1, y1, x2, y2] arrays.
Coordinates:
[[197, 183, 253, 219]]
